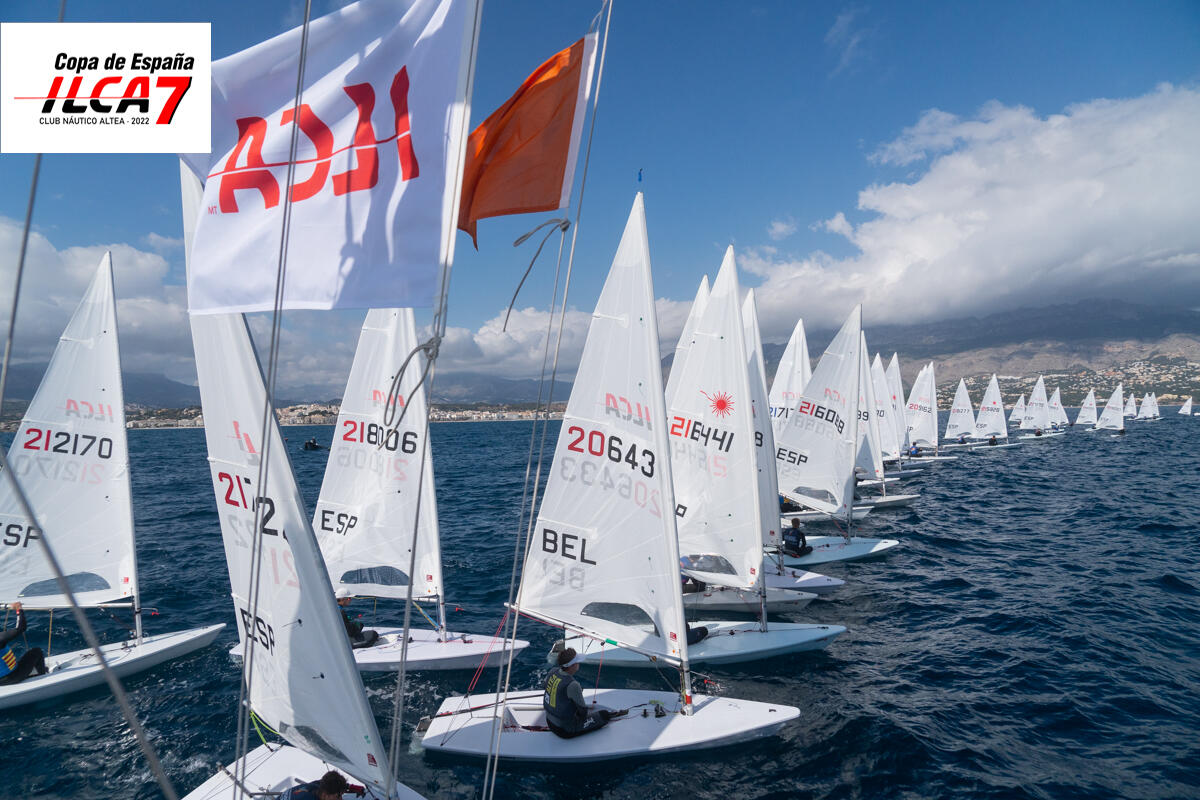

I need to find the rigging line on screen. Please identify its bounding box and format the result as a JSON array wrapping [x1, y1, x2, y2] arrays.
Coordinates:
[[382, 3, 484, 796], [502, 218, 569, 332], [483, 0, 614, 795], [235, 1, 313, 795], [480, 221, 569, 796], [0, 10, 178, 800]]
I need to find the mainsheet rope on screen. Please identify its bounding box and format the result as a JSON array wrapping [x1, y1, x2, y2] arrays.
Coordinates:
[[0, 3, 180, 797], [482, 2, 614, 797]]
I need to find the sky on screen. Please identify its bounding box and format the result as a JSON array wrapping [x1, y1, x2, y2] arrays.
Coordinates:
[[1, 0, 1198, 396]]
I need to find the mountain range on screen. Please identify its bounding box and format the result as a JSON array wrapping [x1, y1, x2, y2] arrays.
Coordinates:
[[4, 300, 1196, 409]]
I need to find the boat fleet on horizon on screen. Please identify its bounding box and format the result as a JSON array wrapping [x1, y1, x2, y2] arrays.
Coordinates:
[[2, 193, 1196, 797]]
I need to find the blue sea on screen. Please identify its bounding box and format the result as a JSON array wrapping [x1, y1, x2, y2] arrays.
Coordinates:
[[4, 414, 1200, 799]]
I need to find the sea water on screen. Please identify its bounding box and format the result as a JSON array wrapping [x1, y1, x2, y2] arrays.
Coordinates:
[[3, 415, 1199, 799]]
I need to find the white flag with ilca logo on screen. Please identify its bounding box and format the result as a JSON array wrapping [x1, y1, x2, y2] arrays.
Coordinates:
[[182, 0, 476, 314]]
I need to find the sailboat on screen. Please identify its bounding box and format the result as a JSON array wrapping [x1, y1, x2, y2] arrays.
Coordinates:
[[1009, 394, 1026, 427], [730, 289, 835, 610], [579, 247, 843, 666], [0, 255, 223, 711], [767, 317, 812, 439], [1123, 394, 1138, 418], [942, 378, 977, 447], [1018, 376, 1064, 440], [973, 374, 1020, 450], [1075, 389, 1098, 428], [229, 309, 529, 670], [1179, 397, 1194, 415], [1137, 393, 1160, 421], [903, 362, 956, 462], [852, 336, 919, 509], [421, 194, 801, 761], [772, 307, 900, 567], [184, 311, 420, 798], [1094, 384, 1126, 435], [1048, 387, 1070, 429]]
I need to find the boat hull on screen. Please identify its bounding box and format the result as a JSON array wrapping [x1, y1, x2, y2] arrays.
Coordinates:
[[779, 536, 900, 567], [854, 493, 919, 509], [0, 624, 224, 711], [682, 586, 815, 614], [420, 689, 799, 762], [571, 621, 845, 667], [780, 506, 871, 524], [182, 743, 423, 800], [231, 626, 528, 672], [762, 569, 844, 595]]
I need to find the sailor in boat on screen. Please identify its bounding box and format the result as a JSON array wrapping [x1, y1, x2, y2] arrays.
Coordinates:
[[988, 435, 998, 446], [779, 495, 802, 514], [303, 437, 322, 450], [1034, 428, 1043, 437], [280, 770, 360, 800], [543, 648, 621, 738], [782, 518, 813, 558], [0, 602, 48, 685], [335, 588, 379, 649], [907, 443, 921, 457], [681, 574, 706, 594], [957, 433, 969, 444]]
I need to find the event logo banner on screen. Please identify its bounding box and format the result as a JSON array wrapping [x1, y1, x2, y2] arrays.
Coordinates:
[[0, 23, 210, 154]]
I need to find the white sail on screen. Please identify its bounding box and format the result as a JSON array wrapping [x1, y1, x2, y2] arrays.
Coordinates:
[[0, 254, 137, 610], [855, 335, 885, 480], [1137, 393, 1158, 419], [191, 312, 389, 789], [870, 353, 902, 459], [742, 290, 781, 549], [1180, 397, 1193, 415], [944, 378, 976, 441], [668, 247, 761, 589], [517, 193, 687, 662], [885, 353, 908, 449], [1020, 376, 1051, 430], [974, 375, 1008, 439], [1124, 394, 1138, 418], [313, 309, 442, 602], [905, 362, 938, 448], [1075, 389, 1098, 427], [768, 318, 813, 439], [1048, 387, 1069, 427], [1096, 384, 1125, 431], [665, 276, 709, 400], [1009, 394, 1026, 426], [774, 306, 862, 516]]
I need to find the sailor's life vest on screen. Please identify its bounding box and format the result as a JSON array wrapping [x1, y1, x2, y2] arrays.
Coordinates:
[[543, 667, 584, 731], [0, 645, 17, 678]]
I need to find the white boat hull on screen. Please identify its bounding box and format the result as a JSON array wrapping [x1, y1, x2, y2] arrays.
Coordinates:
[[780, 506, 871, 524], [0, 624, 224, 711], [182, 743, 423, 800], [854, 493, 919, 509], [571, 620, 845, 667], [683, 586, 815, 614], [856, 477, 899, 488], [1017, 430, 1066, 440], [973, 441, 1022, 449], [231, 626, 528, 672], [779, 536, 900, 567], [903, 454, 958, 463], [420, 689, 799, 762], [762, 568, 844, 595], [882, 468, 927, 479]]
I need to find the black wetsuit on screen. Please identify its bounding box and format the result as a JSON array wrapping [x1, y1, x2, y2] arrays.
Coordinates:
[[341, 609, 379, 649], [0, 610, 47, 685], [543, 666, 611, 738], [782, 526, 812, 558]]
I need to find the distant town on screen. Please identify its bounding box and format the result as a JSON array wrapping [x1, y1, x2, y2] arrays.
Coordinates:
[[109, 402, 565, 431]]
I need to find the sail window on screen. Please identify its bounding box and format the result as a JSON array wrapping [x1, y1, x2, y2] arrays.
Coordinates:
[[21, 572, 110, 597], [679, 554, 736, 575], [338, 566, 409, 587], [580, 602, 659, 637]]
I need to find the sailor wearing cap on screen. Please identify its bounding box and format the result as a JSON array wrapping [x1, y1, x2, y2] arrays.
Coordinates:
[[542, 647, 618, 738], [335, 587, 379, 649]]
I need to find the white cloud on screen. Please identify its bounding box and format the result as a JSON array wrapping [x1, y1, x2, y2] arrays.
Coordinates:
[[824, 8, 870, 77], [747, 84, 1200, 344], [767, 217, 798, 241]]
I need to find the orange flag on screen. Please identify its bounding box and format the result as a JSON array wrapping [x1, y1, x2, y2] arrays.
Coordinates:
[[458, 34, 597, 246]]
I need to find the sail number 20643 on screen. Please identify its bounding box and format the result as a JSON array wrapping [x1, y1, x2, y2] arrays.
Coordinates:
[[565, 426, 655, 477]]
